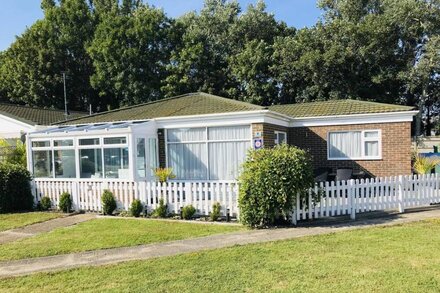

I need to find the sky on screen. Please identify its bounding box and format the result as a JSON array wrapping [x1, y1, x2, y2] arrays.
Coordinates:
[[0, 1, 323, 51]]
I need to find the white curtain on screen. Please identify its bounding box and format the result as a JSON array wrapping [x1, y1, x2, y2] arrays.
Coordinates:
[[209, 141, 250, 180], [168, 143, 207, 179], [329, 132, 361, 158], [208, 126, 250, 140], [167, 128, 205, 142]]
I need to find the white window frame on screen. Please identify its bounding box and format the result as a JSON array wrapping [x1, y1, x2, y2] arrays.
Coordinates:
[[327, 129, 382, 160], [165, 125, 252, 180], [274, 131, 287, 145]]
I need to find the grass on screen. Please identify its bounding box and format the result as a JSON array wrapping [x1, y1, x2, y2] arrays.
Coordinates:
[[0, 218, 243, 261], [0, 212, 63, 232], [1, 219, 440, 292]]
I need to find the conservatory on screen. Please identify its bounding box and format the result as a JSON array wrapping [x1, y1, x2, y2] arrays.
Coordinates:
[[26, 121, 159, 181]]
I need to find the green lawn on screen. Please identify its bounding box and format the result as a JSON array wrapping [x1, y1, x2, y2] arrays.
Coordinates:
[[0, 218, 243, 261], [2, 219, 440, 292], [0, 212, 63, 232]]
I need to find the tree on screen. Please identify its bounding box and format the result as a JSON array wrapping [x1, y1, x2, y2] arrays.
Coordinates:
[[88, 3, 172, 107], [0, 0, 98, 111]]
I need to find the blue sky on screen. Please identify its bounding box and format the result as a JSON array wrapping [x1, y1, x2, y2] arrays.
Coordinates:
[[0, 1, 322, 51]]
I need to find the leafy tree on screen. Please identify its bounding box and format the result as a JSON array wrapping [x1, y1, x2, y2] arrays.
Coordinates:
[[0, 0, 98, 111], [88, 3, 172, 107]]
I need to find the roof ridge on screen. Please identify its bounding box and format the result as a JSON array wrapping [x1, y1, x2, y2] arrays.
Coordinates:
[[57, 92, 264, 125]]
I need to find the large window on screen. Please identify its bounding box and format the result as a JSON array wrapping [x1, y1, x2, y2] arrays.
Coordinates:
[[104, 148, 129, 179], [32, 139, 75, 178], [328, 130, 381, 160], [80, 148, 102, 178], [167, 126, 251, 180]]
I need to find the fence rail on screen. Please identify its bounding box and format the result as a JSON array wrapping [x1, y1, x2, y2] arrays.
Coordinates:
[[33, 179, 239, 217], [33, 174, 440, 222]]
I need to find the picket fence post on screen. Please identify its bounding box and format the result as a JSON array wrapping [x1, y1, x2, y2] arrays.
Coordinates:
[[398, 175, 405, 213], [349, 179, 356, 220], [72, 181, 80, 212]]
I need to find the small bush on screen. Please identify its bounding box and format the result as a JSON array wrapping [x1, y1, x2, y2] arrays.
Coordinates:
[[59, 192, 72, 213], [152, 198, 168, 218], [101, 190, 117, 215], [239, 144, 315, 228], [181, 205, 196, 220], [0, 163, 33, 213], [130, 199, 143, 217], [39, 196, 52, 211], [210, 202, 221, 221]]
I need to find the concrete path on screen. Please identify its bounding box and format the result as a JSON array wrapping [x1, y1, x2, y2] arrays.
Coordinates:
[[0, 214, 96, 245], [1, 207, 440, 278]]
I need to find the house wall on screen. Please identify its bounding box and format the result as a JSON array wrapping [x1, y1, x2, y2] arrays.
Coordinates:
[[0, 114, 35, 139], [288, 122, 412, 177], [251, 123, 289, 148]]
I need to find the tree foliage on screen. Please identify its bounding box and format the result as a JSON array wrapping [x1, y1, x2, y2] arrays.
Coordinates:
[[0, 0, 439, 133]]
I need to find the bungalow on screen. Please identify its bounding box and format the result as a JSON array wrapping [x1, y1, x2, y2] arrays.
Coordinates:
[[26, 93, 418, 182], [0, 103, 86, 142]]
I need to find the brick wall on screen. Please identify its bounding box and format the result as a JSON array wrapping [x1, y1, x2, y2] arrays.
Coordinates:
[[252, 123, 289, 148], [288, 122, 412, 177], [157, 129, 166, 168]]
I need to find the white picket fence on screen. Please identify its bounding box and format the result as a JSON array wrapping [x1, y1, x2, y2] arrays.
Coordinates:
[[293, 174, 440, 223], [32, 179, 239, 217], [33, 174, 440, 222]]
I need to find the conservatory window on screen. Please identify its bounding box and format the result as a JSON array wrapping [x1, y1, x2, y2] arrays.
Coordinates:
[[136, 138, 147, 178], [54, 150, 76, 178], [104, 147, 129, 179], [32, 150, 53, 178], [79, 138, 99, 146], [148, 138, 158, 177], [80, 148, 102, 178], [54, 139, 73, 147], [32, 141, 50, 148], [104, 137, 127, 145]]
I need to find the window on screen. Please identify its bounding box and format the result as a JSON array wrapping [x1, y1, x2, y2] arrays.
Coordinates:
[[328, 130, 381, 160], [32, 150, 53, 178], [275, 131, 287, 145], [79, 138, 99, 146], [80, 149, 102, 178], [148, 138, 158, 177], [54, 150, 76, 178], [32, 141, 50, 148], [104, 137, 127, 145], [54, 139, 73, 147], [167, 126, 251, 180], [136, 138, 147, 178], [104, 148, 129, 179]]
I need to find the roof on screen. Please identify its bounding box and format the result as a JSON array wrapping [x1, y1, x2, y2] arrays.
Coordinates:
[[59, 93, 415, 125], [59, 93, 265, 125], [0, 103, 88, 126], [269, 99, 414, 118]]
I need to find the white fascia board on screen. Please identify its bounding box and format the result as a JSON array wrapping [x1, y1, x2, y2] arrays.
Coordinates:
[[155, 110, 290, 128], [290, 110, 419, 127], [28, 127, 135, 139]]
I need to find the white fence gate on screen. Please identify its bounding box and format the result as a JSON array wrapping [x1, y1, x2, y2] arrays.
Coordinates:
[[33, 174, 440, 223], [32, 179, 239, 217], [293, 174, 440, 224]]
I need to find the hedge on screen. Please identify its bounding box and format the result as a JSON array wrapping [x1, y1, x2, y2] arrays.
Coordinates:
[[0, 163, 33, 213]]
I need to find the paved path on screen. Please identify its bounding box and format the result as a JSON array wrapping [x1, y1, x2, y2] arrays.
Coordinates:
[[1, 207, 440, 278], [0, 214, 96, 245]]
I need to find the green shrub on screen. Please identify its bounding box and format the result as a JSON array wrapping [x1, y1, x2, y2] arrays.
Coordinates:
[[238, 144, 315, 228], [58, 192, 72, 213], [101, 190, 117, 215], [130, 199, 143, 217], [210, 202, 221, 221], [152, 198, 168, 218], [0, 163, 33, 213], [39, 196, 52, 211], [181, 205, 196, 220]]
